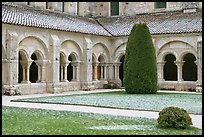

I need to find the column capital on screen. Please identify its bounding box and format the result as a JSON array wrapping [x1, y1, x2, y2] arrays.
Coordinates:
[[157, 61, 166, 66], [99, 62, 105, 67], [2, 59, 8, 63], [174, 61, 185, 66], [114, 62, 122, 66], [93, 61, 99, 66], [61, 61, 70, 67], [20, 60, 33, 67], [71, 61, 80, 66]]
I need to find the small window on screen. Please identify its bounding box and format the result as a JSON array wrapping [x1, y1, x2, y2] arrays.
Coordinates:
[[155, 2, 166, 9], [110, 2, 119, 16]]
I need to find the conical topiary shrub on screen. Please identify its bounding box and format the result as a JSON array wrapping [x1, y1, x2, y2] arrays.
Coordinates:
[[124, 23, 157, 94]]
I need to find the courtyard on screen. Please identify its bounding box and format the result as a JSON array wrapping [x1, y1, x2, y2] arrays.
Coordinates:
[[2, 89, 202, 135]]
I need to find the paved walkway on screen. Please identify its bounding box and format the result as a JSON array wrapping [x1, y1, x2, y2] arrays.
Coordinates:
[[2, 89, 202, 129]]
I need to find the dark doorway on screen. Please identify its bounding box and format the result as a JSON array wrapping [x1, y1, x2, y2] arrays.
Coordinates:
[[164, 54, 177, 81], [30, 53, 38, 83], [67, 55, 73, 81], [119, 55, 125, 86], [18, 53, 23, 83], [183, 53, 197, 81]]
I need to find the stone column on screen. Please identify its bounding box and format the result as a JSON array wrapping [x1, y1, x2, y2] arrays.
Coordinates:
[[3, 31, 21, 95], [35, 61, 42, 83], [114, 62, 121, 80], [46, 34, 61, 93], [101, 63, 108, 80], [76, 62, 80, 81], [107, 63, 114, 81], [35, 60, 48, 82], [61, 61, 70, 82], [2, 59, 8, 85], [196, 40, 202, 92], [60, 66, 64, 81], [157, 61, 166, 82], [100, 64, 104, 80], [20, 60, 32, 83], [93, 62, 99, 81], [71, 61, 80, 82], [175, 61, 185, 82]]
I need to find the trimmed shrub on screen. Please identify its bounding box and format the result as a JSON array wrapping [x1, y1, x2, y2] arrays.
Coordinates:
[[157, 106, 193, 129], [124, 23, 157, 94]]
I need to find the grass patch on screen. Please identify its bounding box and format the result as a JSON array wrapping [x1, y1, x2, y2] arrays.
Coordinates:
[[2, 106, 202, 135], [12, 91, 202, 114]]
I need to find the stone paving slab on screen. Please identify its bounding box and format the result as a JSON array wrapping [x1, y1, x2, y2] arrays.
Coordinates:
[[2, 89, 202, 129]]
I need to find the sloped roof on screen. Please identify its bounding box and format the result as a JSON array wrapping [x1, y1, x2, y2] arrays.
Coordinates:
[[2, 3, 202, 37], [2, 3, 111, 36], [96, 10, 202, 36]]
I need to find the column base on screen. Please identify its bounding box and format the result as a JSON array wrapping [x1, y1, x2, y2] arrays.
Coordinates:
[[196, 86, 202, 92], [3, 85, 21, 95]]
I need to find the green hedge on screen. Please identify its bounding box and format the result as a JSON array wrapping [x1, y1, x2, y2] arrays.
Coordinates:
[[124, 24, 157, 94], [157, 106, 193, 129]]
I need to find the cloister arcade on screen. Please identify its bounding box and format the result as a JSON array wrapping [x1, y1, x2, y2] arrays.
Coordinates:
[[2, 25, 202, 95]]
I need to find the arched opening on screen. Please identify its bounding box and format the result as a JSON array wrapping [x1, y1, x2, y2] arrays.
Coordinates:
[[18, 53, 23, 83], [30, 53, 38, 83], [164, 54, 177, 81], [183, 53, 197, 81], [67, 55, 73, 81], [119, 55, 125, 87]]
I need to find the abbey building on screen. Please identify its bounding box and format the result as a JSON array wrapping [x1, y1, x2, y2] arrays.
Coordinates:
[[2, 2, 202, 95]]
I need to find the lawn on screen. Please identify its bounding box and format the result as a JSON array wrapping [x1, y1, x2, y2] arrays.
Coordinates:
[[12, 91, 202, 114], [2, 106, 202, 135]]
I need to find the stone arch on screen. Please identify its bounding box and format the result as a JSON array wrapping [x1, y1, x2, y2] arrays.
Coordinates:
[[92, 53, 97, 63], [68, 52, 78, 62], [29, 50, 45, 83], [93, 43, 110, 62], [157, 40, 195, 62], [179, 50, 197, 61], [114, 42, 126, 62], [18, 36, 48, 60], [60, 52, 67, 63], [67, 52, 80, 82], [61, 40, 82, 61], [159, 51, 178, 62], [18, 50, 29, 83], [98, 54, 107, 63], [157, 39, 196, 52]]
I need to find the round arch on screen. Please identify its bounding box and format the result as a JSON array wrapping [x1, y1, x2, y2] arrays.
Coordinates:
[[93, 42, 110, 62], [113, 42, 126, 62], [18, 36, 48, 60], [61, 40, 82, 61]]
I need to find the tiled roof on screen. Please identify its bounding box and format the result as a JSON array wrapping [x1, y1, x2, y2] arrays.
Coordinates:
[[2, 3, 202, 37], [96, 10, 202, 36], [2, 3, 111, 36]]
